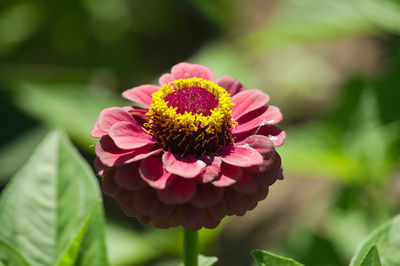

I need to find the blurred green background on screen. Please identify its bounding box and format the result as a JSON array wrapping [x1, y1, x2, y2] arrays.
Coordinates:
[[1, 0, 400, 265]]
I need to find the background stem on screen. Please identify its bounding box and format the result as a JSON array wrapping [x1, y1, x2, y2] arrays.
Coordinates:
[[183, 228, 198, 266]]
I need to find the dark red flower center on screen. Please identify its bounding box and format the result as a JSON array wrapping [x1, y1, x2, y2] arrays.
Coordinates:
[[164, 87, 218, 116]]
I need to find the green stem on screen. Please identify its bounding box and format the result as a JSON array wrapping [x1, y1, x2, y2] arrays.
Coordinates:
[[183, 228, 198, 266]]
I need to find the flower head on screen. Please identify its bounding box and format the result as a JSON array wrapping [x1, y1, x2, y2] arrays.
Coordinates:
[[92, 63, 286, 231]]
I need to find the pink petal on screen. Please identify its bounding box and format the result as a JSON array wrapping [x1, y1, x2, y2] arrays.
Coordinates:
[[237, 135, 275, 156], [222, 189, 247, 216], [217, 76, 246, 96], [156, 177, 197, 204], [199, 209, 220, 229], [139, 156, 175, 189], [91, 120, 107, 138], [120, 197, 136, 216], [238, 135, 282, 177], [162, 152, 203, 178], [134, 188, 174, 220], [126, 106, 149, 126], [101, 174, 119, 196], [124, 146, 163, 164], [98, 107, 137, 132], [176, 204, 201, 231], [159, 73, 175, 85], [191, 184, 223, 208], [197, 156, 221, 183], [212, 163, 243, 187], [232, 172, 257, 194], [114, 163, 146, 191], [96, 136, 162, 167], [109, 121, 154, 149], [94, 157, 109, 176], [171, 62, 214, 81], [251, 152, 283, 186], [114, 189, 135, 204], [234, 106, 283, 135], [209, 189, 246, 217], [122, 85, 159, 107], [234, 125, 286, 147], [231, 90, 270, 120], [218, 146, 263, 168]]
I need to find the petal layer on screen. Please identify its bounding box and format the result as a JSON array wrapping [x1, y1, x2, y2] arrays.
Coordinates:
[[157, 178, 197, 204], [217, 76, 246, 96], [98, 107, 137, 132], [139, 156, 174, 189], [171, 62, 214, 81], [109, 121, 154, 149], [122, 85, 159, 107], [162, 152, 203, 178], [234, 106, 283, 134], [219, 146, 263, 167], [231, 90, 270, 120]]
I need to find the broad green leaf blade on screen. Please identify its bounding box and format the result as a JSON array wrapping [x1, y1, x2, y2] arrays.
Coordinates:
[[0, 131, 108, 266], [351, 215, 400, 266], [360, 245, 381, 266], [176, 255, 218, 266], [0, 239, 30, 266], [198, 255, 218, 266], [0, 127, 47, 184], [252, 250, 304, 266]]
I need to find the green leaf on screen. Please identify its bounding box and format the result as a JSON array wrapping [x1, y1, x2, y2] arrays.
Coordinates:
[[175, 255, 218, 266], [0, 130, 109, 266], [198, 255, 218, 266], [0, 239, 30, 266], [0, 127, 47, 184], [350, 215, 400, 266], [252, 250, 304, 266], [360, 245, 381, 266]]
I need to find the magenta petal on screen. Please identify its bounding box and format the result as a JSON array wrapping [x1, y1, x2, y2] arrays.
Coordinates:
[[91, 120, 107, 138], [157, 177, 197, 204], [234, 125, 286, 147], [177, 204, 201, 231], [171, 62, 214, 81], [212, 163, 242, 187], [139, 156, 175, 189], [96, 136, 162, 167], [94, 157, 109, 176], [125, 106, 150, 125], [114, 163, 146, 191], [98, 107, 137, 132], [159, 74, 175, 85], [257, 125, 286, 147], [162, 152, 203, 178], [109, 121, 154, 149], [232, 173, 257, 194], [122, 85, 159, 107], [217, 76, 246, 96], [231, 90, 270, 120], [237, 135, 275, 155], [197, 156, 221, 183], [101, 174, 119, 196], [135, 189, 174, 220], [219, 146, 263, 167], [234, 106, 283, 135], [191, 184, 223, 208]]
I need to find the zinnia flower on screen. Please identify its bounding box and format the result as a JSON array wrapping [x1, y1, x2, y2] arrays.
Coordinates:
[[92, 63, 285, 231]]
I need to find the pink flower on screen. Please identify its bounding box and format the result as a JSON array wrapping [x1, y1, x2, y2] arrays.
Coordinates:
[[92, 63, 285, 231]]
